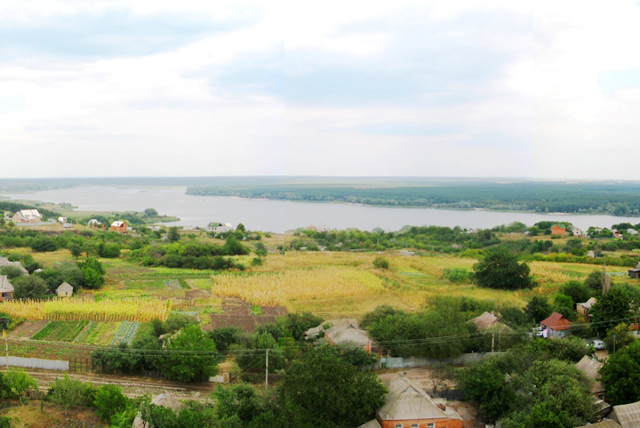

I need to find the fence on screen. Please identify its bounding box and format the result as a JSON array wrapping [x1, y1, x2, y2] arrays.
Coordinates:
[[69, 356, 92, 372], [364, 352, 503, 370], [0, 355, 69, 371]]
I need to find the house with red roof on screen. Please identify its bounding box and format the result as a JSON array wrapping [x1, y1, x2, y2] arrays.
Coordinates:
[[540, 311, 572, 339]]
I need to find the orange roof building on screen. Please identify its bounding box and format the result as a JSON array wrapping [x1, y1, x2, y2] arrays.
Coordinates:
[[540, 311, 572, 339]]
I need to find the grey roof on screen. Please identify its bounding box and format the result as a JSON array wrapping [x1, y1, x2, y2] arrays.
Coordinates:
[[322, 319, 372, 346], [56, 282, 73, 293], [0, 276, 14, 293], [378, 375, 463, 421], [612, 401, 640, 428], [467, 311, 512, 333], [576, 355, 605, 394], [0, 258, 28, 275]]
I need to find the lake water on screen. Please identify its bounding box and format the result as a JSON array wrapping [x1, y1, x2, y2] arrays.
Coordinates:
[[2, 186, 638, 233]]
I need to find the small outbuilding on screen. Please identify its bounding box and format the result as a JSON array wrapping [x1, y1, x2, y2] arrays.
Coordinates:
[[628, 262, 640, 279], [467, 311, 513, 333], [56, 282, 73, 297], [0, 276, 14, 301], [577, 297, 598, 316]]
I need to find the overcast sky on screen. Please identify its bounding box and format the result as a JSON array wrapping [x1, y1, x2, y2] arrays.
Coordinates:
[[1, 0, 639, 179]]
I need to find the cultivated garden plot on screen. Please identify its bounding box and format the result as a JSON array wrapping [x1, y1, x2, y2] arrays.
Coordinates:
[[74, 322, 121, 345], [31, 321, 91, 342], [111, 321, 140, 346], [164, 279, 182, 290]]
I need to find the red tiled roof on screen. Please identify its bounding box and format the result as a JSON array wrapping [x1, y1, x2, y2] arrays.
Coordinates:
[[540, 311, 572, 331]]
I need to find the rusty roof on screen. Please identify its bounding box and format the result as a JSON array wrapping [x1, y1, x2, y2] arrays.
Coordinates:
[[540, 311, 572, 331]]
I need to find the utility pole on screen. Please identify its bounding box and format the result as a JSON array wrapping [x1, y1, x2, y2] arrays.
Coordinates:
[[265, 349, 270, 390], [491, 332, 495, 353], [3, 330, 8, 370]]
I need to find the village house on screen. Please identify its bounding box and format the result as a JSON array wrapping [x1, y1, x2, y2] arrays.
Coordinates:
[[358, 374, 464, 428], [12, 209, 41, 223], [110, 220, 127, 233], [610, 400, 640, 428], [0, 257, 28, 275], [207, 222, 234, 234], [305, 319, 374, 353], [572, 227, 584, 237], [540, 311, 572, 339], [0, 276, 14, 301], [576, 297, 598, 317], [550, 224, 566, 235], [56, 282, 73, 297]]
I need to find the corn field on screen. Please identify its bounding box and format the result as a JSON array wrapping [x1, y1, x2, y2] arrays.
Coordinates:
[[211, 267, 385, 306], [0, 297, 171, 322]]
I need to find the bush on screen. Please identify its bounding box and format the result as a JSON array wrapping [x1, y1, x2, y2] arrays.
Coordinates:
[[47, 375, 96, 409], [442, 267, 469, 283], [372, 256, 389, 269], [1, 369, 37, 401], [94, 384, 129, 423], [0, 266, 24, 280]]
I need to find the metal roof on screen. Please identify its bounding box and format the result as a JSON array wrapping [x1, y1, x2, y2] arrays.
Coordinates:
[[378, 375, 463, 421], [612, 401, 640, 428], [0, 276, 14, 293], [576, 355, 605, 393], [540, 311, 572, 331]]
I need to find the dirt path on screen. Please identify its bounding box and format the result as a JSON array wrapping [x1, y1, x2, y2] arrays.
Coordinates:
[[8, 321, 49, 339]]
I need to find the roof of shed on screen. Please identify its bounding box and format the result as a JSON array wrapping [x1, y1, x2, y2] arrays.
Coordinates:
[[612, 401, 640, 428]]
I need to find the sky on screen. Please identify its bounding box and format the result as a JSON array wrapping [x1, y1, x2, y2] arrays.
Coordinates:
[[1, 0, 639, 179]]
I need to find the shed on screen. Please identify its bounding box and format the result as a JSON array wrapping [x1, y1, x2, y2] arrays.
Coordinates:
[[0, 276, 14, 301], [56, 282, 73, 297], [467, 311, 513, 333], [540, 312, 572, 339], [577, 297, 598, 316], [611, 400, 640, 428], [628, 262, 640, 279]]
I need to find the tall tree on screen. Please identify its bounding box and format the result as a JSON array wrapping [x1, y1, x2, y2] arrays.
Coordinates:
[[473, 249, 532, 290]]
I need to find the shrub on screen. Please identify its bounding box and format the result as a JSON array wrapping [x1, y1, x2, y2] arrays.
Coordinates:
[[0, 266, 24, 280], [47, 375, 96, 409], [94, 384, 129, 423], [441, 267, 469, 283], [372, 256, 389, 269], [2, 369, 37, 401]]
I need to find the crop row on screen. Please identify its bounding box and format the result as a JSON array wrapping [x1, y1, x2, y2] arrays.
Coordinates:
[[111, 321, 140, 346], [0, 297, 171, 321], [32, 320, 91, 342]]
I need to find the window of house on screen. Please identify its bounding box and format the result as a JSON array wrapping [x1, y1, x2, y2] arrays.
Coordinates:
[[395, 424, 403, 428], [427, 424, 435, 428], [411, 424, 418, 428]]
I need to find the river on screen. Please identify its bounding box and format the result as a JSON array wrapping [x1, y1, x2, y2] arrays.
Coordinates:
[[2, 186, 637, 233]]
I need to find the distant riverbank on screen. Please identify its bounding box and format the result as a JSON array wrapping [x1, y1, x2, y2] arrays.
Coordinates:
[[2, 186, 638, 233]]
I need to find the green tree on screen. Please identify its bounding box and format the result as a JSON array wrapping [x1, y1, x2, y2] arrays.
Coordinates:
[[604, 323, 634, 354], [473, 249, 532, 290], [144, 208, 159, 217], [167, 227, 180, 243], [600, 340, 640, 404], [372, 256, 389, 269], [0, 265, 24, 280], [281, 346, 386, 428], [213, 384, 264, 423], [590, 286, 632, 336], [69, 243, 83, 259], [584, 269, 604, 291], [12, 276, 48, 299], [162, 325, 220, 382], [553, 293, 577, 321], [457, 358, 515, 423], [94, 384, 129, 423], [525, 296, 552, 323], [559, 281, 592, 306]]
